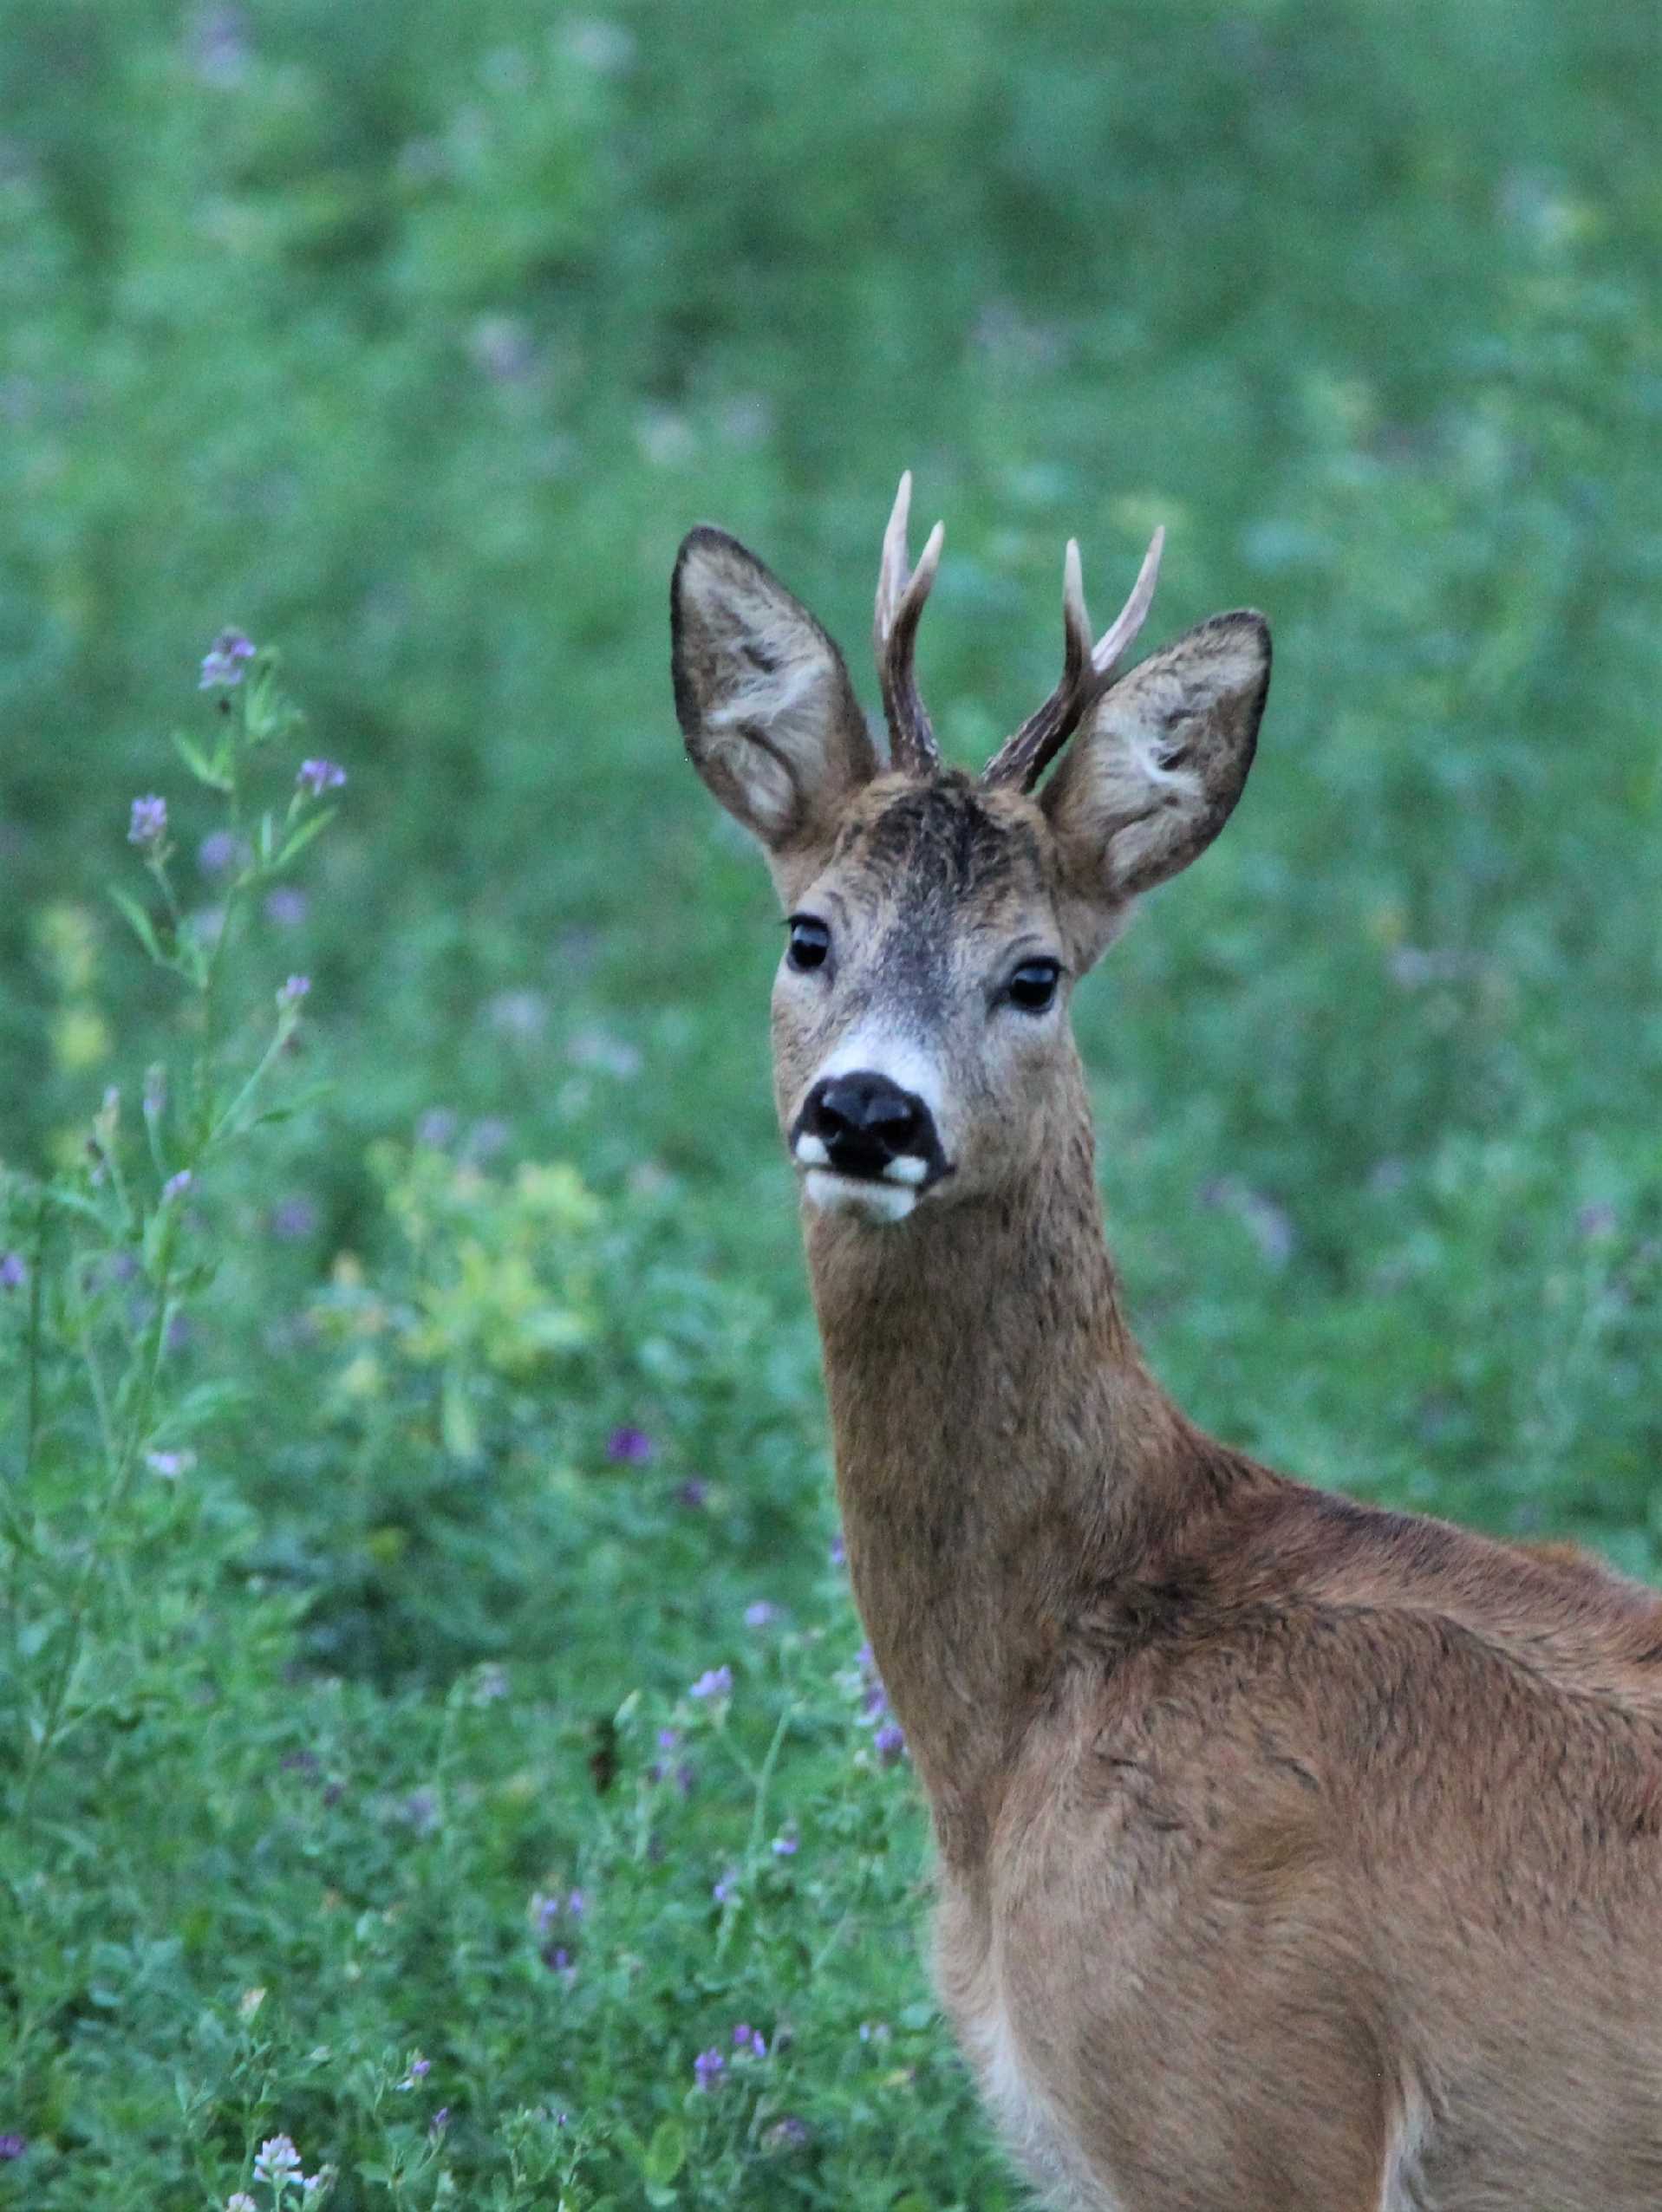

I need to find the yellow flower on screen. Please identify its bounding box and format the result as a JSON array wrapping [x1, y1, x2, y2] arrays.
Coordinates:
[[35, 902, 98, 994], [338, 1351, 385, 1400], [49, 1005, 114, 1073]]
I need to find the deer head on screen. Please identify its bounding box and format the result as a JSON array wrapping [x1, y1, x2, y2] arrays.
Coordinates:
[[671, 474, 1270, 1225]]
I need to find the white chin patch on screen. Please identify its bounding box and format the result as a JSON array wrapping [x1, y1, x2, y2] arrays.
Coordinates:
[[803, 1169, 918, 1224]]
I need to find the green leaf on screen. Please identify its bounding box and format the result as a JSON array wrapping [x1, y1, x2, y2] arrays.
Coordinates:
[[440, 1369, 480, 1461], [245, 1080, 332, 1129], [170, 728, 232, 790], [107, 884, 166, 966], [273, 805, 338, 868], [169, 1380, 251, 1428], [42, 1185, 110, 1226], [642, 2118, 685, 2189]]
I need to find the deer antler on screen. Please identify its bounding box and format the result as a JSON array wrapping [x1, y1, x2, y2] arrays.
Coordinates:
[[874, 472, 946, 776], [980, 526, 1165, 791]]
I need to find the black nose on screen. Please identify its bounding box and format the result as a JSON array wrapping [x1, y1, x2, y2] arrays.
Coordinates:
[[799, 1071, 932, 1178]]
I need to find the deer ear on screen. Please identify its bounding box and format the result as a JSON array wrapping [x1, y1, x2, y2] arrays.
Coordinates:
[[1041, 610, 1269, 954], [672, 527, 878, 864]]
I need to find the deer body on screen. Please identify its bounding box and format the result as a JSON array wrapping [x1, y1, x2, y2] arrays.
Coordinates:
[[670, 480, 1662, 2210]]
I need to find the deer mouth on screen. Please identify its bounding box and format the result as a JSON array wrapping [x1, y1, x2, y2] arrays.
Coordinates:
[[789, 1134, 954, 1224], [785, 1063, 953, 1221], [799, 1166, 923, 1222]]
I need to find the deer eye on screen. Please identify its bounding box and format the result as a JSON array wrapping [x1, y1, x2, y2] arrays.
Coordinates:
[[1005, 958, 1062, 1013], [785, 914, 831, 973]]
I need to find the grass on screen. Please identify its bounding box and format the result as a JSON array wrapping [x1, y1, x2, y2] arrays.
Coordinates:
[[0, 1, 1659, 2202]]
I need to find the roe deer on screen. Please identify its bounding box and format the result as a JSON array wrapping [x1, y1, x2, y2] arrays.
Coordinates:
[[669, 474, 1662, 2211]]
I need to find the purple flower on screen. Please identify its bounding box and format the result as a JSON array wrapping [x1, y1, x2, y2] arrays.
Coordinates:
[[264, 886, 308, 927], [400, 1788, 439, 1834], [161, 1169, 193, 1203], [562, 17, 635, 72], [428, 2108, 450, 2137], [270, 1196, 318, 1241], [674, 1477, 708, 1510], [744, 1599, 779, 1630], [128, 795, 168, 849], [198, 830, 244, 875], [764, 2116, 811, 2151], [689, 1665, 732, 1701], [296, 758, 346, 797], [190, 6, 251, 88], [875, 1721, 907, 1766], [145, 1448, 196, 1479], [199, 629, 255, 688], [533, 1885, 586, 1929], [0, 2133, 25, 2160], [829, 1532, 846, 1567], [605, 1424, 654, 1465], [416, 1108, 458, 1149], [771, 1832, 798, 1857], [463, 1116, 509, 1161], [733, 2023, 766, 2057], [0, 1254, 25, 1292], [253, 2137, 301, 2185], [712, 1870, 737, 1904], [277, 974, 311, 1011], [857, 1642, 891, 1721], [487, 988, 546, 1040], [693, 2047, 726, 2091], [468, 315, 535, 382]]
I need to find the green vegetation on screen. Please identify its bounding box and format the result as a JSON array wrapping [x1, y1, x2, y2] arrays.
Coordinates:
[[1, 1, 1659, 2202]]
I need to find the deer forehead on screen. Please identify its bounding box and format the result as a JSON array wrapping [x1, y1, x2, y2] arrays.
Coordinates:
[[815, 774, 1059, 950]]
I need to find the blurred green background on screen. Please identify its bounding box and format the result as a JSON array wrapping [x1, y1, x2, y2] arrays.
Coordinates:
[[6, 0, 1659, 1523], [1, 1, 1659, 2202]]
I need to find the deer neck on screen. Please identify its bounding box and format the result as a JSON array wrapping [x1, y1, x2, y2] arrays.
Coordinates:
[[801, 1046, 1203, 1872]]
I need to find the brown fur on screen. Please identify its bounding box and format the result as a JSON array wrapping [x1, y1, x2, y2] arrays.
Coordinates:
[[669, 504, 1662, 2210]]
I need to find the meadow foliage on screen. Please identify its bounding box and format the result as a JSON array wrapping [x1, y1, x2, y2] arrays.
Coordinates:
[[1, 2, 1659, 2203]]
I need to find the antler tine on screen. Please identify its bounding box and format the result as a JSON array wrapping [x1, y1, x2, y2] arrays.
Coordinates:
[[874, 471, 945, 775], [981, 525, 1166, 791], [1087, 524, 1164, 683]]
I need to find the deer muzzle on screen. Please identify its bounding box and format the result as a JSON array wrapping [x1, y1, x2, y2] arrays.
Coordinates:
[[791, 1070, 948, 1222]]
